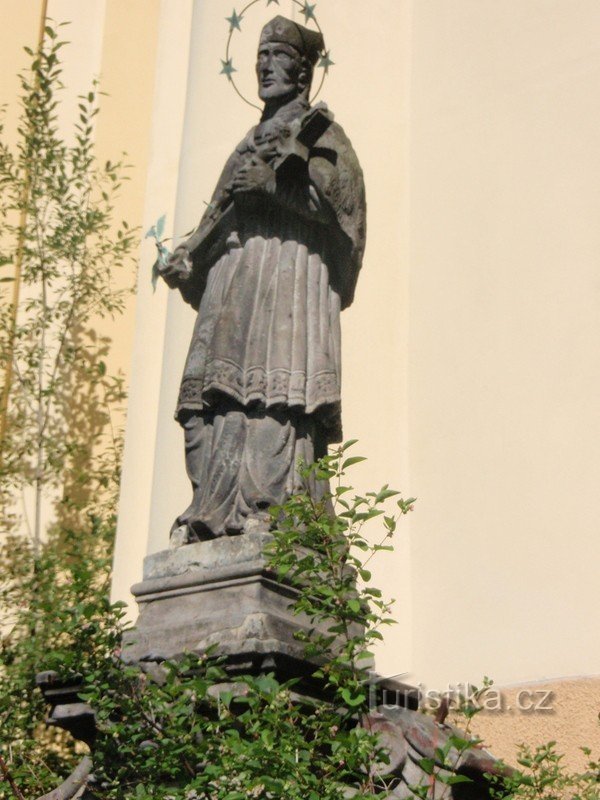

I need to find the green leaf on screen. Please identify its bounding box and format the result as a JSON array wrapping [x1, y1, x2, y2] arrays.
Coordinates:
[[446, 774, 474, 785], [155, 213, 166, 239], [342, 456, 367, 469], [341, 687, 366, 707], [376, 487, 400, 502], [419, 757, 436, 775]]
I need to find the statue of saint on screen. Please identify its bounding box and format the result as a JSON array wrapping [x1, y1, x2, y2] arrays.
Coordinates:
[[158, 15, 366, 543]]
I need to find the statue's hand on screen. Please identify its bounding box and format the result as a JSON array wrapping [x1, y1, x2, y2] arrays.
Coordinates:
[[157, 247, 192, 288], [231, 157, 276, 196]]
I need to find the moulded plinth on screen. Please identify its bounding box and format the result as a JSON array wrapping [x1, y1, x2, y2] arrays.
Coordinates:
[[122, 533, 327, 683]]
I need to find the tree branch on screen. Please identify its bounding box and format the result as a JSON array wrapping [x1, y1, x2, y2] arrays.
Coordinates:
[[0, 752, 26, 800]]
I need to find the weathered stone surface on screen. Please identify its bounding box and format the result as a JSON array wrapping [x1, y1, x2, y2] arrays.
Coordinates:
[[142, 531, 273, 581], [35, 671, 96, 748], [124, 533, 420, 708], [156, 15, 366, 542], [365, 706, 514, 798], [123, 533, 328, 684]]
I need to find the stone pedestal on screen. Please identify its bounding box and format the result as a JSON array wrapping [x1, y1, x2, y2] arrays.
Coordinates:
[[123, 531, 419, 706], [123, 533, 323, 685]]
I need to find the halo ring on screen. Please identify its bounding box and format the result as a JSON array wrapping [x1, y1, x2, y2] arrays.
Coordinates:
[[224, 0, 327, 110]]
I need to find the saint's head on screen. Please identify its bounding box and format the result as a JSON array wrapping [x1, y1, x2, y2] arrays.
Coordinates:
[[257, 16, 324, 106]]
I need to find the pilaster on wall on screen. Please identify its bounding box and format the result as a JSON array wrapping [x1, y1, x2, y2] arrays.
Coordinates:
[[111, 0, 194, 608]]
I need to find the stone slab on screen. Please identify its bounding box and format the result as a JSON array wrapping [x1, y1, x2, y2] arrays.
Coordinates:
[[141, 531, 273, 582], [123, 533, 331, 689]]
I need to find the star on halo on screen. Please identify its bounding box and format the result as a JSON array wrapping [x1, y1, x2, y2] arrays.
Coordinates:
[[266, 0, 280, 4], [220, 58, 237, 81], [300, 2, 317, 22], [226, 8, 243, 31], [318, 50, 334, 74]]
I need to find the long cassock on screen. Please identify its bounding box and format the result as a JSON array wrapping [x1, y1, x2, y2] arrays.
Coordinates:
[[172, 96, 366, 539]]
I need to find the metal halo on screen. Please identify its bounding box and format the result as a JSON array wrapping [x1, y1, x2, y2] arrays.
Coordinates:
[[223, 0, 328, 111]]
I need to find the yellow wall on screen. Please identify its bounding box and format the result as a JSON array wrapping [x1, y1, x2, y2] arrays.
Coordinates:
[[45, 0, 161, 383], [94, 0, 162, 379], [0, 0, 160, 534], [407, 0, 600, 689], [0, 1, 45, 309], [469, 676, 600, 772], [111, 0, 196, 595], [0, 2, 42, 137]]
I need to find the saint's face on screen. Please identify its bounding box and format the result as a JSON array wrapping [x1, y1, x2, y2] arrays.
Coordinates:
[[256, 41, 302, 102]]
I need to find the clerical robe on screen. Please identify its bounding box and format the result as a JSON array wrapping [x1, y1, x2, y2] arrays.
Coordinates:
[[172, 98, 366, 539]]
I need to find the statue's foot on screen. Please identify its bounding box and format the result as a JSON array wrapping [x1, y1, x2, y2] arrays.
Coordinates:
[[242, 510, 272, 536], [169, 523, 200, 549], [170, 513, 271, 545]]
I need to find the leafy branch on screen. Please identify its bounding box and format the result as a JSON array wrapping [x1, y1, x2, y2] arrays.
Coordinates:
[[0, 25, 137, 546]]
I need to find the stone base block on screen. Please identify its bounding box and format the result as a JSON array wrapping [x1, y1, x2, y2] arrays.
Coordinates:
[[123, 533, 324, 683], [122, 531, 418, 706]]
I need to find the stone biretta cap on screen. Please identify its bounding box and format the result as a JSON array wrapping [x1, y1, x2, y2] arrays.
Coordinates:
[[260, 15, 324, 66]]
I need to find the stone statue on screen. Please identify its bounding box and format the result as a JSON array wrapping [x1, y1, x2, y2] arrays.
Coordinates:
[[157, 15, 366, 543]]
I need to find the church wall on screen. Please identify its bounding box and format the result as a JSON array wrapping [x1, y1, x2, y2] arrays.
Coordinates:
[[405, 0, 600, 761], [0, 1, 52, 532], [111, 0, 194, 599], [407, 0, 600, 691], [1, 0, 160, 536], [0, 2, 43, 143]]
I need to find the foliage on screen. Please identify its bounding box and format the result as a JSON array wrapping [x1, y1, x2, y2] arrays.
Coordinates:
[[493, 741, 600, 800], [402, 679, 493, 798], [416, 682, 600, 800], [0, 518, 124, 798], [267, 444, 414, 712], [0, 436, 414, 799], [0, 22, 135, 546], [78, 445, 414, 799], [0, 23, 135, 799]]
